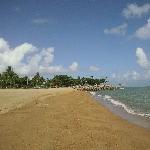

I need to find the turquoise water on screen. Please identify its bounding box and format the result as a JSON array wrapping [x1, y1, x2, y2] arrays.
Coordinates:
[[95, 87, 150, 118]]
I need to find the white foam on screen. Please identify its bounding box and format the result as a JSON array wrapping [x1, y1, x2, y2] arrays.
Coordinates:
[[90, 92, 96, 96], [102, 95, 150, 118], [97, 94, 102, 97], [103, 95, 112, 99]]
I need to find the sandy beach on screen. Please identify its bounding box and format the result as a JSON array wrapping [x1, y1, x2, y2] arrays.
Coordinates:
[[0, 88, 150, 150], [0, 88, 73, 114]]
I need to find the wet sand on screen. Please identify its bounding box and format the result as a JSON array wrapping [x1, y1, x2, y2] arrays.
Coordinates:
[[94, 94, 150, 129], [0, 89, 150, 150]]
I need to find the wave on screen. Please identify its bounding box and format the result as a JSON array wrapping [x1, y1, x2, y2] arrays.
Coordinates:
[[97, 94, 150, 118]]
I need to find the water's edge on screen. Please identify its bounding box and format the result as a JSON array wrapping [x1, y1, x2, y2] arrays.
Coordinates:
[[89, 91, 150, 129]]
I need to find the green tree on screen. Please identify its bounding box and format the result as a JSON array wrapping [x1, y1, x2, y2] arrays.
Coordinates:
[[51, 75, 74, 87], [30, 72, 45, 88], [0, 66, 110, 89], [0, 66, 19, 88]]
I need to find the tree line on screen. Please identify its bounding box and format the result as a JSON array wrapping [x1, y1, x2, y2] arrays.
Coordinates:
[[0, 66, 107, 89]]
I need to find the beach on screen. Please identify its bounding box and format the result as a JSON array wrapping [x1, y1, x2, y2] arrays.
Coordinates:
[[0, 88, 73, 114], [0, 88, 150, 150]]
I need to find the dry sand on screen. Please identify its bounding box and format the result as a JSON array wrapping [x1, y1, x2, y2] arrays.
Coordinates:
[[0, 88, 150, 150], [0, 88, 72, 114]]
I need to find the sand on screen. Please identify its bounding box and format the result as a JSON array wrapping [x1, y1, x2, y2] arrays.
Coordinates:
[[0, 89, 150, 150], [0, 88, 73, 114]]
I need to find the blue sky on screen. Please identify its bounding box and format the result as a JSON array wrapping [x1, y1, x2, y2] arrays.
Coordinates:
[[0, 0, 150, 86]]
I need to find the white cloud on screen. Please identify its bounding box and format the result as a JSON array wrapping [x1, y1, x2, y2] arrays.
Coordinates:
[[0, 37, 75, 75], [0, 41, 37, 74], [69, 62, 78, 72], [123, 48, 150, 80], [111, 47, 150, 84], [104, 23, 127, 36], [89, 66, 100, 72], [39, 65, 65, 74], [0, 38, 9, 52], [111, 71, 141, 81], [123, 71, 141, 80], [144, 70, 150, 79], [135, 18, 150, 39], [123, 3, 150, 18], [32, 18, 49, 25], [136, 47, 150, 69]]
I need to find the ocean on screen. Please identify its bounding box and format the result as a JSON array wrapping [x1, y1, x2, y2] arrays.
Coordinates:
[[90, 87, 150, 128]]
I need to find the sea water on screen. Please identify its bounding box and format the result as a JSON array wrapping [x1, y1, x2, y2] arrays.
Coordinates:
[[90, 87, 150, 128]]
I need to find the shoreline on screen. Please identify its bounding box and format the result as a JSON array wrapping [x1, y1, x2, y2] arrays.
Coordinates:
[[0, 89, 150, 149], [90, 92, 150, 129], [93, 92, 150, 129]]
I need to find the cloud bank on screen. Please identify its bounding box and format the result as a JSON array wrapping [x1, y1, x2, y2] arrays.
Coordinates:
[[0, 38, 78, 76], [123, 3, 150, 18], [112, 47, 150, 83]]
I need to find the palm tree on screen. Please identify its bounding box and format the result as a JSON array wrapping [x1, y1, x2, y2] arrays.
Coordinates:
[[31, 72, 45, 88], [1, 66, 19, 88]]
